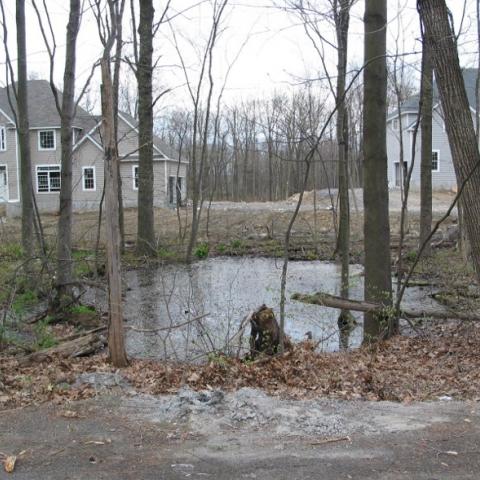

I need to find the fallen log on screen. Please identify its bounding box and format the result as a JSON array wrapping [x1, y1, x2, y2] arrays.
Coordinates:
[[291, 292, 480, 322], [19, 331, 106, 364]]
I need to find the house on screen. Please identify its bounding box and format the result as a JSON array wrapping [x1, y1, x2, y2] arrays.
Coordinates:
[[386, 68, 478, 190], [0, 80, 187, 216]]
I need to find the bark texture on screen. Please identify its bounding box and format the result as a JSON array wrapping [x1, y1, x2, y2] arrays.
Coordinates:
[[418, 0, 480, 281], [419, 41, 433, 256], [334, 0, 352, 339], [16, 0, 34, 258], [136, 0, 156, 255], [362, 0, 392, 341], [101, 58, 128, 368], [56, 0, 80, 300]]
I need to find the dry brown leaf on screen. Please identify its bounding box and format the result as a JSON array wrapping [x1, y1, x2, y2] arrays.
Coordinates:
[[59, 410, 80, 418], [4, 455, 16, 473]]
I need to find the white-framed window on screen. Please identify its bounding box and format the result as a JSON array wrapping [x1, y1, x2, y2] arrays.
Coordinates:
[[432, 150, 440, 172], [0, 127, 6, 151], [82, 166, 96, 191], [36, 165, 61, 193], [38, 129, 56, 151], [132, 165, 139, 190], [392, 118, 400, 131]]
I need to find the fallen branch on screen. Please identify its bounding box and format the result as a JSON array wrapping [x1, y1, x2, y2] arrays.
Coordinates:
[[19, 331, 106, 364], [291, 292, 480, 322], [309, 435, 351, 446], [124, 313, 210, 334]]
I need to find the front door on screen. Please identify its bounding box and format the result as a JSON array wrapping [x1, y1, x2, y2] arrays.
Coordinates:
[[395, 161, 407, 187], [0, 166, 7, 202]]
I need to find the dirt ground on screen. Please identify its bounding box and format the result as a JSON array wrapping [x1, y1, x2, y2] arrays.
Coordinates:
[[0, 188, 458, 261], [3, 383, 480, 479]]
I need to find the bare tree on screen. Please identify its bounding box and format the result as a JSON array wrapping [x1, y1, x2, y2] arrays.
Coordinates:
[[363, 0, 392, 341], [93, 0, 129, 367], [0, 1, 35, 258], [418, 0, 480, 282], [172, 0, 229, 262], [15, 1, 34, 259], [136, 0, 156, 255], [32, 0, 81, 303], [419, 38, 433, 256]]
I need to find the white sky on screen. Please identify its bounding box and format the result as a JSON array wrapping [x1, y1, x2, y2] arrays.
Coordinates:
[[0, 0, 477, 111]]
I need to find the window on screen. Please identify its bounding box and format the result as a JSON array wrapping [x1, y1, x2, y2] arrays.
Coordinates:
[[0, 127, 6, 151], [392, 118, 400, 131], [38, 130, 56, 150], [36, 165, 60, 193], [133, 165, 139, 190], [432, 150, 440, 172], [169, 176, 183, 205], [82, 166, 96, 191]]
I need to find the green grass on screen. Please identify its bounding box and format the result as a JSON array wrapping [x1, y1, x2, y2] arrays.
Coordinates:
[[33, 317, 58, 350], [230, 239, 244, 249], [12, 290, 38, 314], [0, 242, 23, 260], [195, 242, 209, 259], [69, 304, 96, 315]]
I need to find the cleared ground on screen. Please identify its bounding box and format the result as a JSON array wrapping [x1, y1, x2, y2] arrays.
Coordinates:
[[3, 384, 479, 479]]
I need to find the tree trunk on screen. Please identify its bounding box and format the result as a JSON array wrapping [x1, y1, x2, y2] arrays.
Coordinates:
[[136, 0, 156, 256], [101, 58, 128, 368], [113, 0, 126, 253], [419, 40, 433, 255], [334, 0, 352, 344], [16, 0, 34, 259], [362, 0, 393, 341], [56, 0, 81, 302], [418, 0, 480, 282]]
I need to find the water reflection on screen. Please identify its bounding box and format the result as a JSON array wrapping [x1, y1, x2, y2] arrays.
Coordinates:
[[123, 257, 365, 360]]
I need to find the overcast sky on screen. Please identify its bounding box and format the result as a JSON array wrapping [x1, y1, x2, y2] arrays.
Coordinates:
[[0, 1, 477, 111]]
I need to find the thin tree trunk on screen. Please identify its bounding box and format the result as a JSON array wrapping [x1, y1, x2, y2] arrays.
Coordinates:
[[101, 58, 128, 368], [419, 40, 433, 256], [418, 0, 480, 282], [363, 0, 392, 342], [16, 0, 34, 259], [56, 0, 81, 302], [334, 0, 352, 346], [137, 0, 156, 256], [113, 0, 126, 253]]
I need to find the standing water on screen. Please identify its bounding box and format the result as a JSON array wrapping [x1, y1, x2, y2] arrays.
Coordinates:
[[122, 257, 365, 360]]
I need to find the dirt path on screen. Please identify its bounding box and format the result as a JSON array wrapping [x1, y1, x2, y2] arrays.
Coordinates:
[[3, 383, 479, 479]]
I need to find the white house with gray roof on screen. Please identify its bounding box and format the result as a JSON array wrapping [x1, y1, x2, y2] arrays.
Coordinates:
[[0, 80, 187, 216], [387, 68, 478, 190]]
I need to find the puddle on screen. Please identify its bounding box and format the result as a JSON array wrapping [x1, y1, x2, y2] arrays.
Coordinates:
[[87, 256, 443, 361], [120, 257, 366, 360]]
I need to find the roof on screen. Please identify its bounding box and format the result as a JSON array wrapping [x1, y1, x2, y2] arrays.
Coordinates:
[[0, 79, 185, 162], [118, 110, 182, 160], [0, 79, 96, 132], [388, 68, 478, 120]]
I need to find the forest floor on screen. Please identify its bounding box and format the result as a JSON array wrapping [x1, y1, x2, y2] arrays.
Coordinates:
[[2, 188, 480, 478]]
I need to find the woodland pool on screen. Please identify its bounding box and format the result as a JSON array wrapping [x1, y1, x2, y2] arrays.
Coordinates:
[[87, 257, 442, 361]]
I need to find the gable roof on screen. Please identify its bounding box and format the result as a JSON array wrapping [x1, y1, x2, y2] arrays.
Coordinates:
[[0, 79, 96, 132], [0, 79, 186, 163], [388, 68, 478, 120]]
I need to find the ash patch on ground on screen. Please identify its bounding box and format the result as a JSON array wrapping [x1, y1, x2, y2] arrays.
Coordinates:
[[121, 387, 348, 438]]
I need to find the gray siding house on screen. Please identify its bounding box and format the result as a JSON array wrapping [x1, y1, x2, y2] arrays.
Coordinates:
[[0, 80, 187, 216], [386, 68, 478, 190]]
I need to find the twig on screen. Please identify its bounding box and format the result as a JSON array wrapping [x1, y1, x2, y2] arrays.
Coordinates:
[[310, 435, 351, 446], [125, 313, 210, 333]]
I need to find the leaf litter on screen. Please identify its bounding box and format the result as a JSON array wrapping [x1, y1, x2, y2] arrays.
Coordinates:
[[1, 322, 480, 409]]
